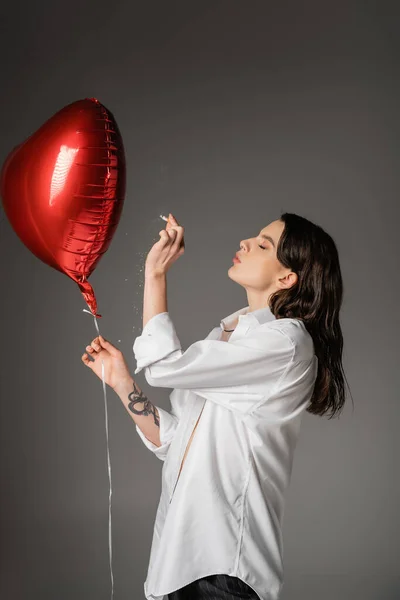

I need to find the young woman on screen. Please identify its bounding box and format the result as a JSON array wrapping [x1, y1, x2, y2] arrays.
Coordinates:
[[82, 212, 349, 600]]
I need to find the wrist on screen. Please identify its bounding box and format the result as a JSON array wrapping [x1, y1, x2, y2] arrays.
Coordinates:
[[145, 268, 166, 280], [114, 376, 135, 398]]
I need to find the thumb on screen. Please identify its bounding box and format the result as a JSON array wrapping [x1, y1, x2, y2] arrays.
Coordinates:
[[98, 335, 119, 357]]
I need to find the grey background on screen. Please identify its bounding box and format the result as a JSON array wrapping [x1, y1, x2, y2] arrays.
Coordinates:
[[0, 1, 399, 599]]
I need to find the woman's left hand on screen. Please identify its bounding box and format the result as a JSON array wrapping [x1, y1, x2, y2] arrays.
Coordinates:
[[145, 213, 185, 277]]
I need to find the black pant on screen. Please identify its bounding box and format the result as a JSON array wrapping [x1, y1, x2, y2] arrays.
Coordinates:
[[167, 573, 260, 599]]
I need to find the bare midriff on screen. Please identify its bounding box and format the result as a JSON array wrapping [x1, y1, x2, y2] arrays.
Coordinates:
[[176, 403, 205, 479], [174, 324, 236, 483]]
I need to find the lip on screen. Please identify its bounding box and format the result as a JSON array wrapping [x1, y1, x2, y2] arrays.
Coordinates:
[[233, 255, 241, 263]]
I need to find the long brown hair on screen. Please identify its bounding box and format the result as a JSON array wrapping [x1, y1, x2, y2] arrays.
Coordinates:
[[269, 212, 352, 419]]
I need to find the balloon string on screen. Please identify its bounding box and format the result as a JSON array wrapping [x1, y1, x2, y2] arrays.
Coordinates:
[[82, 307, 114, 600]]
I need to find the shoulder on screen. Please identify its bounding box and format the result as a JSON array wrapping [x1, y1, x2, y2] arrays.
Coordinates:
[[260, 318, 315, 361]]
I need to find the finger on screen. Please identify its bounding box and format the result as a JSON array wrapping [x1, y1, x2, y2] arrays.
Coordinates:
[[168, 224, 183, 235], [169, 214, 179, 226], [82, 353, 93, 367], [174, 226, 185, 249], [166, 214, 179, 230], [158, 230, 170, 245], [162, 229, 178, 247], [170, 227, 184, 254], [98, 335, 120, 357], [167, 228, 178, 242], [90, 337, 101, 351]]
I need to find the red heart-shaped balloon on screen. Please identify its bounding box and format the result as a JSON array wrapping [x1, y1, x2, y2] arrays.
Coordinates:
[[0, 97, 126, 318]]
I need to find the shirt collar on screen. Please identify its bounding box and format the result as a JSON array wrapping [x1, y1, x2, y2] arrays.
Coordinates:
[[220, 305, 276, 331]]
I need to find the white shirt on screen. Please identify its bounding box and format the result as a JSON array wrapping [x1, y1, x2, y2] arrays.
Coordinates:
[[132, 305, 318, 600]]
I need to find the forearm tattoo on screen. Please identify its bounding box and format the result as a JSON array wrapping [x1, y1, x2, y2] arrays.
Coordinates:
[[127, 380, 160, 427]]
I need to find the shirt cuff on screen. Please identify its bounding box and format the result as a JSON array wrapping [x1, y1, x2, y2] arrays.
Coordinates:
[[135, 405, 178, 461], [133, 312, 182, 375]]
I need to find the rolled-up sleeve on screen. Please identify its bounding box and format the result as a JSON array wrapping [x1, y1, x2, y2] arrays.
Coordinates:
[[135, 405, 178, 462], [133, 312, 296, 416]]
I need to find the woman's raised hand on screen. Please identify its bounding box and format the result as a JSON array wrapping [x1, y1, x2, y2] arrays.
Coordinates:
[[145, 213, 185, 277]]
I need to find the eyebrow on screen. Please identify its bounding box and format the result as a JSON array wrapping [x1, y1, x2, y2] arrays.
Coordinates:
[[259, 234, 276, 248]]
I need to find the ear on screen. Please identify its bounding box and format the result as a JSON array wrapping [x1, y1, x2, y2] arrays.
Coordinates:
[[279, 271, 298, 289], [286, 271, 298, 288]]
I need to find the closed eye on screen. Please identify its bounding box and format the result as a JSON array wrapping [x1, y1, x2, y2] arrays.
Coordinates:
[[258, 245, 267, 250]]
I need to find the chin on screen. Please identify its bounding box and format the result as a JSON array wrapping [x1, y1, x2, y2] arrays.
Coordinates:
[[228, 265, 239, 279]]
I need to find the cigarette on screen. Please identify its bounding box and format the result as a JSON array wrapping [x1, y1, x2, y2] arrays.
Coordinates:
[[160, 214, 169, 222]]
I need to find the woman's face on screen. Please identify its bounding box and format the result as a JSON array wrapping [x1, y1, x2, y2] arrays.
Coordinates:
[[228, 219, 296, 299]]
